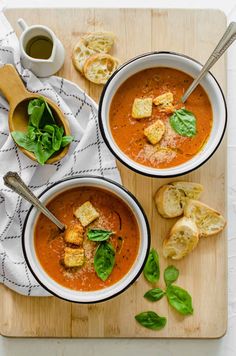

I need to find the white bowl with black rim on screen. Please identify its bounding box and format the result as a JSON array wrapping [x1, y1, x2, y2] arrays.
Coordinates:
[[22, 175, 150, 303], [98, 51, 227, 177]]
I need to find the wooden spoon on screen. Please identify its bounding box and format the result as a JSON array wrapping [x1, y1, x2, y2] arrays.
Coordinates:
[[0, 64, 70, 164]]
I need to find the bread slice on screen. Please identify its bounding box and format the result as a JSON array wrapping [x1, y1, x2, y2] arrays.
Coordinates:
[[84, 53, 119, 84], [163, 217, 199, 260], [82, 31, 115, 53], [184, 199, 226, 237], [155, 181, 203, 218], [155, 185, 183, 218], [72, 39, 96, 73]]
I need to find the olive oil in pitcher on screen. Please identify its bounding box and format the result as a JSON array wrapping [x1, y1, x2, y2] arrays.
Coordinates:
[[26, 36, 53, 59]]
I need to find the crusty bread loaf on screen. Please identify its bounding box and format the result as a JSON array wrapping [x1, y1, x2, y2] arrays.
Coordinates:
[[72, 39, 96, 73], [163, 217, 199, 260], [155, 181, 203, 218], [84, 53, 119, 85], [184, 199, 226, 237], [82, 31, 115, 53]]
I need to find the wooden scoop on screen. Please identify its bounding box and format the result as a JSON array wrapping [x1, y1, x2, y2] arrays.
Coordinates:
[[0, 64, 71, 164]]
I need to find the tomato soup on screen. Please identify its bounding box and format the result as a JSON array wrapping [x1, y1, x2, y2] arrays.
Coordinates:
[[109, 67, 213, 169], [34, 187, 140, 291]]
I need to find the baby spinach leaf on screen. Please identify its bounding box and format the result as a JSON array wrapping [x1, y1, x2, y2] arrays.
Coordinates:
[[34, 141, 55, 165], [170, 108, 196, 137], [143, 248, 160, 284], [166, 284, 193, 315], [144, 288, 165, 302], [164, 265, 179, 287], [87, 229, 113, 242], [135, 311, 167, 330], [94, 242, 115, 281], [11, 131, 36, 152], [61, 135, 74, 147]]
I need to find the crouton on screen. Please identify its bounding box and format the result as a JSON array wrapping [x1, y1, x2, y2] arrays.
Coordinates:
[[74, 201, 99, 227], [153, 92, 175, 113], [64, 247, 85, 267], [132, 98, 153, 119], [64, 222, 84, 246], [144, 119, 165, 145]]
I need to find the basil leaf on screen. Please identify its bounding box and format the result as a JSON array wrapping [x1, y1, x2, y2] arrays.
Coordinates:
[[135, 311, 167, 331], [28, 99, 45, 128], [11, 131, 36, 152], [166, 284, 193, 315], [164, 265, 179, 287], [43, 125, 55, 135], [144, 288, 165, 302], [34, 141, 55, 165], [87, 229, 113, 242], [170, 108, 196, 137], [94, 242, 115, 281], [52, 125, 63, 151], [41, 132, 52, 149], [143, 248, 160, 284], [42, 97, 55, 123], [61, 135, 74, 147]]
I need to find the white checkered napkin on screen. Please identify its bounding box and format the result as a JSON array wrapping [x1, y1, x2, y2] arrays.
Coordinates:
[[0, 12, 121, 296]]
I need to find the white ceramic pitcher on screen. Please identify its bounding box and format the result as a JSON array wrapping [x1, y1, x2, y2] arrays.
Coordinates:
[[18, 18, 65, 77]]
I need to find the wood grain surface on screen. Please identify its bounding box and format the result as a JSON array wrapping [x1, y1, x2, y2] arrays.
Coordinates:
[[0, 8, 227, 338]]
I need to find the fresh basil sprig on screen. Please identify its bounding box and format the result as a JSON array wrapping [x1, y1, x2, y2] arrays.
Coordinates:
[[94, 242, 115, 281], [144, 288, 165, 302], [143, 248, 160, 284], [166, 284, 193, 315], [170, 108, 197, 137], [11, 97, 73, 165], [87, 229, 113, 242], [135, 311, 167, 330], [164, 265, 179, 287]]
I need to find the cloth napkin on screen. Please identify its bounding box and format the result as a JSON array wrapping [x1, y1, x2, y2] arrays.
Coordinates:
[[0, 11, 121, 296]]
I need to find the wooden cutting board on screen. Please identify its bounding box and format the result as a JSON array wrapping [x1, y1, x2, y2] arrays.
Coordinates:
[[0, 8, 227, 338]]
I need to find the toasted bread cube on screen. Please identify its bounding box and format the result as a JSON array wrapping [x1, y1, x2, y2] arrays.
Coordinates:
[[144, 119, 165, 145], [132, 98, 152, 119], [153, 92, 173, 107], [64, 247, 85, 267], [65, 222, 84, 246], [74, 201, 99, 227]]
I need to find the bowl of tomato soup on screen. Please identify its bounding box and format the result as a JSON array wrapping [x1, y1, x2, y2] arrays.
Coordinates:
[[98, 52, 227, 177], [22, 176, 150, 303]]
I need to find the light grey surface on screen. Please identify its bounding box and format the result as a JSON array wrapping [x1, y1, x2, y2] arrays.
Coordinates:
[[0, 0, 236, 355]]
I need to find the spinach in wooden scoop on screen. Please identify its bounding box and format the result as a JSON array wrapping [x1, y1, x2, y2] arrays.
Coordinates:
[[11, 97, 73, 165]]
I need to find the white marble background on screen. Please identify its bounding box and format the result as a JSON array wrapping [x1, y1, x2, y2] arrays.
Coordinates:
[[0, 0, 236, 355]]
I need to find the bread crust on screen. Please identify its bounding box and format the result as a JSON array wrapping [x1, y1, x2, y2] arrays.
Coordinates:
[[84, 53, 119, 85]]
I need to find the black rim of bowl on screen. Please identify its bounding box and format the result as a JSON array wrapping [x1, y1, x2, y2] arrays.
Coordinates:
[[22, 175, 151, 304], [98, 51, 227, 178]]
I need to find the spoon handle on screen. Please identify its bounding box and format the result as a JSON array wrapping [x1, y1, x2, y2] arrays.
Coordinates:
[[3, 172, 65, 231], [182, 22, 236, 103]]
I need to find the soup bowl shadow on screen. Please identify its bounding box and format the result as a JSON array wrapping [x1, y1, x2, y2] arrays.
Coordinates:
[[22, 175, 150, 303], [98, 51, 227, 178]]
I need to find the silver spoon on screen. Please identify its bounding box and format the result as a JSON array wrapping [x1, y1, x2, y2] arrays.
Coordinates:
[[182, 22, 236, 103], [3, 171, 65, 231]]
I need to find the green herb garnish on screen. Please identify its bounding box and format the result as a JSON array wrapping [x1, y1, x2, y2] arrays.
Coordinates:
[[94, 242, 115, 281], [87, 229, 113, 242], [166, 284, 193, 315], [135, 311, 167, 331], [144, 288, 165, 302], [170, 108, 197, 137], [143, 248, 160, 284], [164, 265, 179, 287], [11, 97, 73, 165]]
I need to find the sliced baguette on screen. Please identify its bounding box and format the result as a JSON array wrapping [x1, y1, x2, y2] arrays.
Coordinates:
[[184, 199, 226, 237], [82, 31, 115, 53], [163, 217, 199, 260], [72, 39, 96, 73], [155, 181, 203, 218], [155, 185, 183, 218], [84, 53, 119, 84]]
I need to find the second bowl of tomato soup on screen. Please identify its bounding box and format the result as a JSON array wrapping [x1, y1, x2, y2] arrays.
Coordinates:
[[22, 176, 150, 303], [99, 52, 227, 177]]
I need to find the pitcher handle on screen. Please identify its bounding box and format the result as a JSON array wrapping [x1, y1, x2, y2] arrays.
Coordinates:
[[18, 18, 28, 31]]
